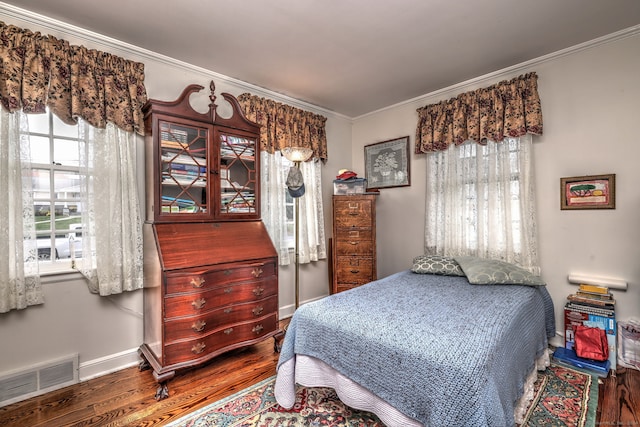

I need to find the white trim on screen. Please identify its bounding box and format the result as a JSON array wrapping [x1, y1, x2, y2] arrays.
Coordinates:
[[354, 24, 640, 120], [78, 347, 140, 382], [0, 2, 348, 120], [5, 1, 637, 122]]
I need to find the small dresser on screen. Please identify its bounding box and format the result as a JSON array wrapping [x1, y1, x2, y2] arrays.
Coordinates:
[[331, 194, 378, 293]]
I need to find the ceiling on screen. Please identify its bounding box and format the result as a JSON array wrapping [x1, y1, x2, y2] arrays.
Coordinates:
[[3, 0, 640, 117]]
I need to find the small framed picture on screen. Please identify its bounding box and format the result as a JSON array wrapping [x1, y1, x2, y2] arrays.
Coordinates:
[[560, 174, 615, 210], [364, 136, 410, 190]]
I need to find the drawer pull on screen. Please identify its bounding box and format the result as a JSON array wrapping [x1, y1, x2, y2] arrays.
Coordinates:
[[224, 287, 233, 294], [191, 298, 206, 310], [253, 287, 265, 296], [349, 241, 358, 245], [252, 267, 264, 278], [191, 342, 206, 354], [224, 307, 233, 314], [224, 327, 234, 335], [350, 269, 360, 274], [191, 320, 206, 332], [252, 324, 264, 335], [190, 277, 205, 288], [348, 202, 359, 209], [252, 306, 264, 316]]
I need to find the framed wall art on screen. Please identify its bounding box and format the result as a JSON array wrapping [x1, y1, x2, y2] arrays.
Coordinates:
[[364, 136, 410, 190], [560, 174, 616, 210]]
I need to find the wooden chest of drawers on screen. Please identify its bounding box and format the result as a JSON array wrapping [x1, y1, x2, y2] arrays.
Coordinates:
[[161, 259, 277, 366], [331, 194, 377, 293], [139, 222, 281, 399]]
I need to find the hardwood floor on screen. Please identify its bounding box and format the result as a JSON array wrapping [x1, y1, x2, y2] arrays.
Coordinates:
[[1, 323, 638, 426]]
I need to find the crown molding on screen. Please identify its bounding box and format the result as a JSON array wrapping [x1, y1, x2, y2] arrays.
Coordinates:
[[0, 2, 349, 121], [2, 2, 637, 122], [354, 24, 640, 120]]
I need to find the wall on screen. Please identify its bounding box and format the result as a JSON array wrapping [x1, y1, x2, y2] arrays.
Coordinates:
[[351, 31, 640, 338], [0, 8, 352, 380], [1, 5, 638, 386]]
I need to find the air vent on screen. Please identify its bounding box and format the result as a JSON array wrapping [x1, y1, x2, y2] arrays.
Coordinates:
[[0, 354, 78, 407]]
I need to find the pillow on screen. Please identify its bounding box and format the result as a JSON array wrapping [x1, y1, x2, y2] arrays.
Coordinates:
[[454, 256, 546, 286], [411, 255, 465, 276]]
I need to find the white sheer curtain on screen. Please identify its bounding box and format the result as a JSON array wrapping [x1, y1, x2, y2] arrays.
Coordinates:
[[261, 150, 290, 262], [297, 158, 327, 263], [0, 107, 43, 312], [78, 120, 144, 296], [425, 134, 539, 273], [261, 151, 326, 266]]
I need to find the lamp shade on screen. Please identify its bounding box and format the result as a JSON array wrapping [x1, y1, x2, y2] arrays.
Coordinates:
[[282, 146, 313, 163]]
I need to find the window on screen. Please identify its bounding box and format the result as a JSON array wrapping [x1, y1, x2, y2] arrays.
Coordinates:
[[425, 135, 538, 271], [282, 157, 296, 249], [25, 111, 83, 272]]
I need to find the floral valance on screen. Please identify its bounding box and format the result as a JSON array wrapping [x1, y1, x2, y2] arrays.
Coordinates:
[[0, 22, 147, 135], [238, 93, 328, 162], [415, 72, 542, 153]]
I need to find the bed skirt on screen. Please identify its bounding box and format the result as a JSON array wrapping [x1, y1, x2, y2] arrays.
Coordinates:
[[275, 349, 551, 427]]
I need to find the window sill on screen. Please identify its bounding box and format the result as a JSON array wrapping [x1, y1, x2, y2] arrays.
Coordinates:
[[39, 263, 84, 284]]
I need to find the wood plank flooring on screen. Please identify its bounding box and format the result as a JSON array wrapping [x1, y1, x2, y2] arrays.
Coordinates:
[[1, 321, 638, 426]]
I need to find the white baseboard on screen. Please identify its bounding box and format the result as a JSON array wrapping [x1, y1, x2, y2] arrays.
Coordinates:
[[550, 331, 564, 348], [79, 296, 330, 383], [279, 295, 327, 320], [79, 347, 140, 382]]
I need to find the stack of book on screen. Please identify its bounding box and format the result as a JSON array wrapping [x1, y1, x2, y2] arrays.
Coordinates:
[[562, 283, 616, 371], [567, 283, 616, 309]]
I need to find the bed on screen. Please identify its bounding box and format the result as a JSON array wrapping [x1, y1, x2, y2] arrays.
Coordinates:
[[274, 255, 556, 426]]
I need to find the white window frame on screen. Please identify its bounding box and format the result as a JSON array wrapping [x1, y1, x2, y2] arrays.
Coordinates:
[[26, 110, 84, 274], [282, 157, 296, 250]]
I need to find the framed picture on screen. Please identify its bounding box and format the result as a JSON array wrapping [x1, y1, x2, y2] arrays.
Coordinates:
[[364, 136, 410, 190], [560, 174, 615, 210]]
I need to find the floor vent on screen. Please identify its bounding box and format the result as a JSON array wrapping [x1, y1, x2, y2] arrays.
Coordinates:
[[0, 354, 79, 407]]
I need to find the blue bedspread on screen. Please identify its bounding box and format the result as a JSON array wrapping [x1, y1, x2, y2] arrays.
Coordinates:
[[277, 270, 555, 426]]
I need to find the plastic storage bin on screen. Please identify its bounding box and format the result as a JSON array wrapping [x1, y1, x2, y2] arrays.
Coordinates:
[[333, 178, 367, 195]]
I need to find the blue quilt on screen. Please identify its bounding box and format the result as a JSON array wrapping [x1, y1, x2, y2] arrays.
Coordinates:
[[277, 270, 555, 426]]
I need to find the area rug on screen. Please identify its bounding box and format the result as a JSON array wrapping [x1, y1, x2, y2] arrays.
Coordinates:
[[520, 363, 598, 427], [166, 363, 597, 427]]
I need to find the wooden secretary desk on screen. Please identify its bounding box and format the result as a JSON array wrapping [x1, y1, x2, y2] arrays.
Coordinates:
[[138, 82, 282, 399]]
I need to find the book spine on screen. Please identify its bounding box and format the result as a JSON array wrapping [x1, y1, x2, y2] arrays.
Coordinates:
[[565, 302, 614, 317], [575, 291, 613, 300], [578, 283, 609, 294], [170, 163, 207, 174], [567, 294, 615, 307]]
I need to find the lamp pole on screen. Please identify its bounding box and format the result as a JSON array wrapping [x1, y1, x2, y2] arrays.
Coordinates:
[[294, 191, 300, 309], [282, 146, 313, 311]]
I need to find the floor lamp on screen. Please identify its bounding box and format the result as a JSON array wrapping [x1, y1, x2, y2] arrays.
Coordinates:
[[282, 146, 313, 309]]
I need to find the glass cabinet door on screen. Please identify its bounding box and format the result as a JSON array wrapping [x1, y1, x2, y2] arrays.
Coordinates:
[[218, 131, 257, 217], [159, 120, 209, 217]]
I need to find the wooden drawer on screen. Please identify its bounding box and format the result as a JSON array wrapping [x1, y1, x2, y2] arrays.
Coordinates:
[[165, 261, 276, 295], [334, 199, 373, 228], [336, 284, 361, 293], [163, 315, 278, 366], [164, 277, 277, 319], [334, 228, 373, 240], [335, 257, 374, 284], [335, 239, 374, 256], [164, 295, 278, 343]]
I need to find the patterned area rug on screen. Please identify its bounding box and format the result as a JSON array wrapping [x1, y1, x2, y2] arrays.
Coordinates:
[[520, 363, 598, 427], [166, 364, 597, 427]]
